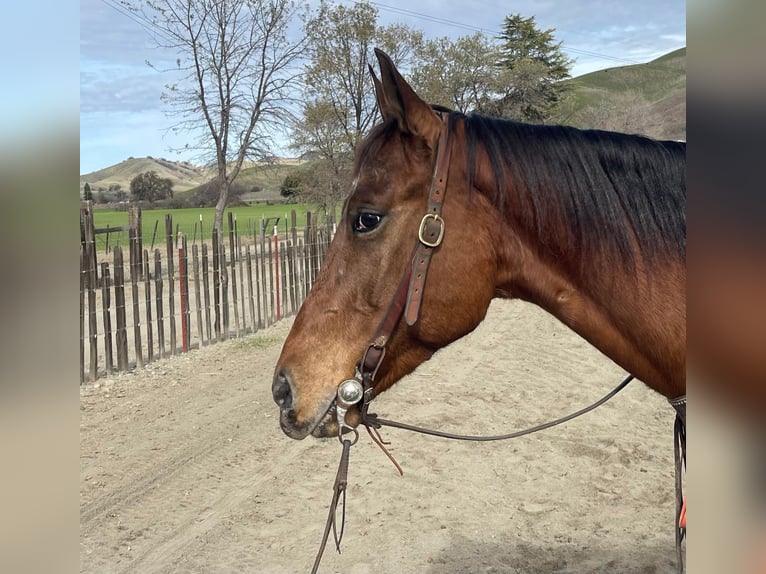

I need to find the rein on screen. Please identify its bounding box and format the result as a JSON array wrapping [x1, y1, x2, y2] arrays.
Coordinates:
[[310, 112, 636, 573]]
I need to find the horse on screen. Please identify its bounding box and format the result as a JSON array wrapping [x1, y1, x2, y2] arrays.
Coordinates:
[[273, 48, 685, 442]]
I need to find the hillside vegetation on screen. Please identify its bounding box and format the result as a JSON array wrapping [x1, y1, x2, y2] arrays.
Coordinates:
[[560, 47, 686, 140], [81, 48, 686, 197], [80, 156, 211, 194]]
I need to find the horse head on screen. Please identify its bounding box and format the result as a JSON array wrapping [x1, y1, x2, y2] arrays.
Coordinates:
[[272, 49, 499, 439]]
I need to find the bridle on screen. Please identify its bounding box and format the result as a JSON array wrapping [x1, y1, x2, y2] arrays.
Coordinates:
[[309, 111, 673, 573]]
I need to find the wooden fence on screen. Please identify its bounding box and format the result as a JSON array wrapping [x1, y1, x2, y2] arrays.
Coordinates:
[[79, 201, 335, 383]]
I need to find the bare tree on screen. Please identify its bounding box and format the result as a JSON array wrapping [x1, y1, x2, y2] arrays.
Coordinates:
[[290, 0, 422, 210], [410, 33, 506, 114], [130, 0, 307, 238]]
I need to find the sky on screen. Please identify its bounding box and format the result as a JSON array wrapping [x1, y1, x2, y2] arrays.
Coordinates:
[[80, 0, 686, 175]]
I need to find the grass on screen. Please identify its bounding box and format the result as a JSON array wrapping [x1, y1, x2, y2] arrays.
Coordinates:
[[92, 203, 336, 252], [231, 335, 282, 350]]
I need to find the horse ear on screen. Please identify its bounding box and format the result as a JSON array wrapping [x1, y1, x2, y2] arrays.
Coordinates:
[[369, 64, 397, 121], [373, 48, 440, 145]]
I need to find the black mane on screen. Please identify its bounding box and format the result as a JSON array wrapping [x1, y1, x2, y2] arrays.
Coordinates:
[[457, 112, 686, 267]]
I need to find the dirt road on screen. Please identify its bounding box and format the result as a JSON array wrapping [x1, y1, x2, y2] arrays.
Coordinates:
[[80, 299, 679, 573]]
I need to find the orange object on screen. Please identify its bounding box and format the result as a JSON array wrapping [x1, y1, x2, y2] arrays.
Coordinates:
[[678, 497, 686, 529]]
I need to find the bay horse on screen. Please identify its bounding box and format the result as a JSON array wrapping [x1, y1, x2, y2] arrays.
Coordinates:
[[273, 49, 685, 442]]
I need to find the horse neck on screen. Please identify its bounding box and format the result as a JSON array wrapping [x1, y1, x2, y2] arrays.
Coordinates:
[[484, 186, 685, 399]]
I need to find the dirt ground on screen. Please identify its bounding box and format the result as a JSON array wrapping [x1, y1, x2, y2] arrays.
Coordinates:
[[80, 298, 681, 574]]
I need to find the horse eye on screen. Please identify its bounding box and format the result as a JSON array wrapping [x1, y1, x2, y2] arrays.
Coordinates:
[[353, 212, 382, 233]]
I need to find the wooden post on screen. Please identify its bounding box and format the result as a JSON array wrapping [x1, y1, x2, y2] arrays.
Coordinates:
[[192, 244, 203, 346], [228, 212, 240, 337], [143, 251, 153, 364], [81, 202, 99, 381], [150, 219, 159, 251], [128, 204, 143, 280], [165, 214, 177, 354], [178, 234, 188, 352], [254, 233, 263, 329], [114, 246, 129, 371], [130, 235, 143, 369], [221, 244, 229, 340], [202, 243, 212, 344], [267, 227, 275, 324], [287, 239, 296, 315], [274, 228, 280, 321], [302, 227, 310, 298], [154, 249, 165, 358], [101, 262, 114, 374], [237, 230, 246, 332], [212, 232, 221, 341], [258, 221, 267, 325], [280, 240, 288, 318], [290, 210, 298, 311], [245, 245, 256, 331]]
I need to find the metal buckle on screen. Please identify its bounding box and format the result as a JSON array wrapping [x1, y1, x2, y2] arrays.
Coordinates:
[[418, 213, 445, 247]]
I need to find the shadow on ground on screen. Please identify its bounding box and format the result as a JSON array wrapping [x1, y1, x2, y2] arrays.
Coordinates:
[[425, 534, 679, 574]]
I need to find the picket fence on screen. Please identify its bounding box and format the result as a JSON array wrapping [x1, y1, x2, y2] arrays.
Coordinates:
[[79, 201, 335, 382]]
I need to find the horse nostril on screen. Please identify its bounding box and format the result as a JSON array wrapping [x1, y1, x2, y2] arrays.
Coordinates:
[[272, 369, 294, 410]]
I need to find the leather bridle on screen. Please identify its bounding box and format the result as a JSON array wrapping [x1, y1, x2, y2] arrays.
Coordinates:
[[337, 111, 453, 435], [310, 111, 639, 573]]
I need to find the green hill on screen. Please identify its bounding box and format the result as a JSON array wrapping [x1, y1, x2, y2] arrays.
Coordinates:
[[560, 47, 686, 140], [80, 156, 211, 195]]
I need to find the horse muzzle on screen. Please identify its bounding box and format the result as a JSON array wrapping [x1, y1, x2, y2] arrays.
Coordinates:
[[272, 368, 347, 439]]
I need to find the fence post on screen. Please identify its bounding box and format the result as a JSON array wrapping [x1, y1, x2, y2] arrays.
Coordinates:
[[101, 262, 114, 374], [154, 249, 165, 358], [258, 221, 267, 326], [212, 231, 221, 341], [114, 246, 129, 371], [165, 214, 177, 354], [228, 212, 240, 337], [280, 240, 287, 318], [130, 236, 143, 369], [128, 204, 143, 281], [274, 225, 280, 322], [202, 243, 212, 344], [290, 210, 298, 311], [245, 245, 256, 331], [221, 243, 229, 340], [81, 202, 99, 381], [177, 235, 189, 353], [192, 243, 204, 346], [236, 223, 246, 333], [143, 251, 153, 364], [267, 226, 275, 324]]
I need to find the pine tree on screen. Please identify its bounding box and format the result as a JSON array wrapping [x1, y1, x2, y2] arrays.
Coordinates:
[[493, 14, 573, 122]]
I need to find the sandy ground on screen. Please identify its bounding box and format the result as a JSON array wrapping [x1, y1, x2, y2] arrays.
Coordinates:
[[80, 298, 681, 574]]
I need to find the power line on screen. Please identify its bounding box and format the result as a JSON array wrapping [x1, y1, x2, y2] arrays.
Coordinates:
[[360, 0, 676, 68], [98, 0, 176, 47]]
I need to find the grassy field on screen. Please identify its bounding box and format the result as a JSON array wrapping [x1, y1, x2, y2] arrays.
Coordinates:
[[92, 204, 337, 252]]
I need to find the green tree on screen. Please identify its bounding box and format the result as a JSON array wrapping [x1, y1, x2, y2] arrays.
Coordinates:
[[291, 1, 422, 210], [410, 33, 505, 114], [130, 171, 174, 204], [492, 14, 573, 121], [127, 0, 308, 240], [280, 172, 303, 198], [83, 182, 93, 201]]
